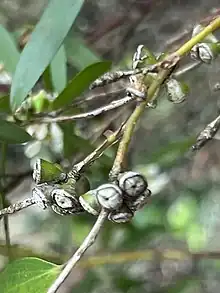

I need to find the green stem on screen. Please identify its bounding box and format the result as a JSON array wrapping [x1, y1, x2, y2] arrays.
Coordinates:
[[175, 17, 220, 57], [0, 143, 11, 260], [110, 69, 169, 179], [110, 16, 220, 178]]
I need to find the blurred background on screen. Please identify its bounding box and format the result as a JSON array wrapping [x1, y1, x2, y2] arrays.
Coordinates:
[[1, 0, 220, 292]]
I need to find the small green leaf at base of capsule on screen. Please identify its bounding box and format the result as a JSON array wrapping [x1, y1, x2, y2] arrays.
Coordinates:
[[166, 78, 189, 104], [132, 45, 157, 69], [33, 158, 67, 184], [79, 191, 100, 216]]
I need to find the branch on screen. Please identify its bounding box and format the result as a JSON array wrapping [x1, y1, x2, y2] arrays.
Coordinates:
[[89, 66, 158, 90], [109, 16, 220, 179], [175, 17, 220, 56], [89, 16, 220, 91], [72, 87, 124, 107], [22, 19, 220, 127], [0, 124, 125, 218], [110, 68, 172, 180], [32, 95, 135, 124], [0, 198, 35, 219], [173, 61, 201, 78], [0, 16, 218, 226], [192, 114, 220, 151], [47, 208, 108, 293]]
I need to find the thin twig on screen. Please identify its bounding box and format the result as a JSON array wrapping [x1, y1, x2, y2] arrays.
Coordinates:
[[69, 122, 125, 176], [89, 52, 199, 92], [0, 198, 35, 219], [173, 61, 202, 78], [72, 87, 124, 107], [64, 61, 201, 118], [47, 208, 109, 293], [33, 95, 135, 124], [192, 114, 220, 151], [89, 65, 158, 90]]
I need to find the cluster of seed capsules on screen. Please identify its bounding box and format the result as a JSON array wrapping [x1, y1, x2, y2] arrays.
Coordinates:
[[79, 171, 151, 223], [31, 159, 151, 223]]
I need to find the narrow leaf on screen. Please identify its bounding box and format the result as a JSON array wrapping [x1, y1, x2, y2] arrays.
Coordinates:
[[52, 61, 111, 110], [50, 45, 67, 93], [65, 35, 100, 71], [10, 0, 84, 111], [0, 25, 20, 74], [0, 119, 32, 143], [0, 257, 60, 293]]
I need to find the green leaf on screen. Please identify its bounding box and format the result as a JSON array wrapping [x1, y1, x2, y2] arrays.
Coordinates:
[[65, 35, 100, 71], [0, 257, 60, 293], [0, 25, 20, 74], [10, 0, 84, 112], [52, 61, 111, 110], [0, 119, 32, 143], [50, 45, 67, 93], [33, 158, 65, 184]]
